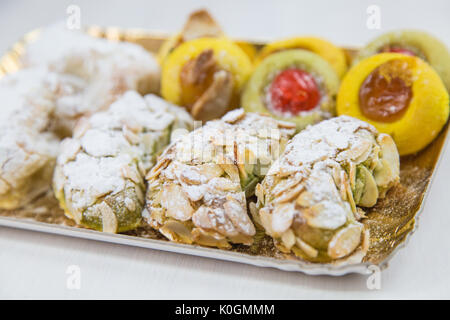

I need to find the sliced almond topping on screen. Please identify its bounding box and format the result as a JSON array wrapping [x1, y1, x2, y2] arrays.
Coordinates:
[[219, 163, 240, 182], [121, 164, 142, 185], [72, 117, 90, 139], [373, 159, 394, 189], [277, 120, 296, 129], [99, 202, 118, 233], [354, 141, 373, 164], [161, 184, 194, 221], [332, 166, 341, 190], [208, 177, 240, 192], [181, 184, 205, 202], [274, 183, 304, 204], [369, 145, 381, 171], [349, 162, 356, 190], [222, 109, 245, 124], [236, 162, 247, 181], [339, 170, 348, 201], [192, 205, 215, 230], [65, 196, 83, 224], [296, 191, 314, 207], [336, 139, 372, 163], [272, 177, 301, 198], [343, 172, 356, 213], [197, 163, 223, 180], [149, 207, 165, 225], [146, 158, 171, 180], [357, 166, 379, 208], [327, 224, 363, 259], [235, 147, 256, 181], [248, 202, 262, 227], [258, 207, 274, 236], [137, 161, 147, 177], [361, 227, 370, 253], [255, 183, 265, 205], [374, 134, 400, 187], [280, 229, 296, 250], [59, 139, 81, 164], [122, 126, 140, 145], [295, 237, 318, 258], [271, 203, 295, 235], [377, 134, 398, 163], [121, 117, 143, 134], [191, 228, 231, 248], [211, 133, 228, 147], [303, 201, 347, 230], [228, 234, 254, 246], [160, 220, 194, 244], [223, 196, 255, 236], [180, 166, 203, 185]]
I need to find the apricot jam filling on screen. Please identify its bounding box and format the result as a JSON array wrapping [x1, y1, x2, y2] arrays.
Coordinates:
[[267, 68, 320, 116], [359, 59, 414, 123]]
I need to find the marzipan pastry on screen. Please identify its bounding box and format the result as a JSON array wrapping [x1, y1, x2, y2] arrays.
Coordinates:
[[242, 50, 339, 130], [0, 67, 81, 209], [145, 109, 296, 248], [252, 116, 399, 262], [21, 24, 161, 136], [161, 38, 253, 121], [337, 53, 449, 155], [53, 91, 193, 233]]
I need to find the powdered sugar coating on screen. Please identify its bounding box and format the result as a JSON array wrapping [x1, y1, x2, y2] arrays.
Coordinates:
[[20, 24, 161, 135], [145, 110, 296, 248], [54, 91, 193, 233], [0, 67, 83, 209], [256, 116, 400, 262]]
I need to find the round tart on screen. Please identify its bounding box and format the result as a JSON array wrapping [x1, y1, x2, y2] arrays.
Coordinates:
[[355, 30, 450, 90], [256, 37, 348, 78], [242, 49, 340, 130], [161, 37, 253, 121], [337, 53, 449, 155]]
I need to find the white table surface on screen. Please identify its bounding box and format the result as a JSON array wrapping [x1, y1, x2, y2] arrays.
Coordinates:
[[1, 0, 449, 299]]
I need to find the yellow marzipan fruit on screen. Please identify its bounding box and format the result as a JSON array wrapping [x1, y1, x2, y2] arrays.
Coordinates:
[[337, 53, 449, 155], [161, 37, 253, 105]]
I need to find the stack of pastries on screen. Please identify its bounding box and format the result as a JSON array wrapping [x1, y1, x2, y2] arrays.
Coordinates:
[[1, 10, 449, 265]]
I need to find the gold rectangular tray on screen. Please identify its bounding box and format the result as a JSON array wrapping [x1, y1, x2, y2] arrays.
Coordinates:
[[0, 27, 448, 275]]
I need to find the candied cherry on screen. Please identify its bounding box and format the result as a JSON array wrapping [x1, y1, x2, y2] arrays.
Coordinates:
[[384, 47, 416, 56], [268, 68, 320, 115]]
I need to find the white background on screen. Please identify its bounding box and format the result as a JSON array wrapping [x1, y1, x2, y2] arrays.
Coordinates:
[[0, 0, 449, 299]]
